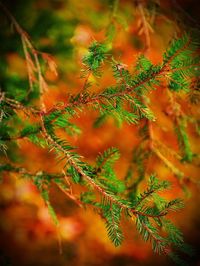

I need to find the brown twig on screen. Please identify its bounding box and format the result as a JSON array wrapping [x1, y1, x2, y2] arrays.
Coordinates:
[[136, 0, 154, 53]]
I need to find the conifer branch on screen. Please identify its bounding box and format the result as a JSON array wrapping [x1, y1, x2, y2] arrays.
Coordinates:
[[136, 216, 170, 254], [40, 115, 174, 219], [152, 147, 184, 180], [0, 1, 56, 103], [0, 1, 27, 37], [136, 0, 153, 52], [54, 171, 83, 208], [0, 2, 199, 262], [0, 163, 82, 207]]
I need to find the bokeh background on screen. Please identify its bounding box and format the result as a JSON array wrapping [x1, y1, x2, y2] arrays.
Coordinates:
[[0, 0, 200, 265]]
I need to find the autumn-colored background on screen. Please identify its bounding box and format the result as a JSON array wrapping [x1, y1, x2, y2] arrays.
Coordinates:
[[0, 0, 200, 265]]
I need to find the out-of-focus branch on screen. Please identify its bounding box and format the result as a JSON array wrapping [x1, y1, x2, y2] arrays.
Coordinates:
[[135, 0, 154, 52]]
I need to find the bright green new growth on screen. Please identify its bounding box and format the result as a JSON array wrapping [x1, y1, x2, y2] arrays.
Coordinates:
[[82, 41, 107, 76], [0, 2, 199, 264]]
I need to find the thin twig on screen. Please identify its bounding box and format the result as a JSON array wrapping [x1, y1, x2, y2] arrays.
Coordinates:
[[137, 0, 153, 53]]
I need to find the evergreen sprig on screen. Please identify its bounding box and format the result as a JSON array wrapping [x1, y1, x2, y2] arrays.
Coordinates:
[[103, 202, 123, 247], [82, 41, 108, 77]]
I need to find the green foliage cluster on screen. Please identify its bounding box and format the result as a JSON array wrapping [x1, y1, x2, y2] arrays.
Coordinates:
[[83, 41, 107, 75]]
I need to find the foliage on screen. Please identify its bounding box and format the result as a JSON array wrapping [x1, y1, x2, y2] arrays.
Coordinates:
[[0, 0, 199, 265]]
